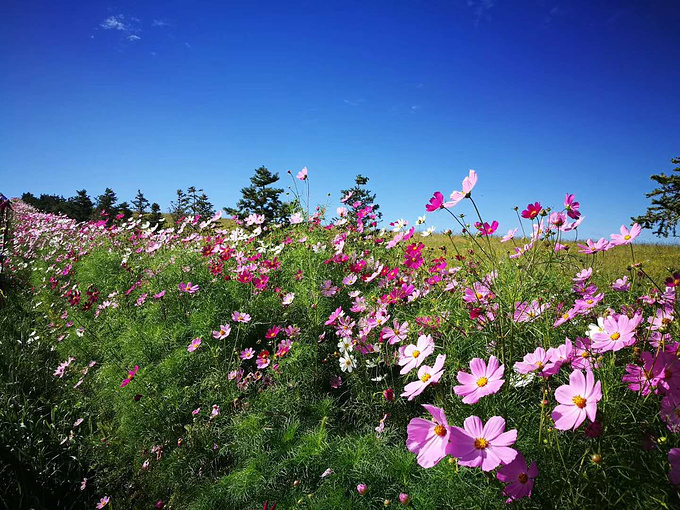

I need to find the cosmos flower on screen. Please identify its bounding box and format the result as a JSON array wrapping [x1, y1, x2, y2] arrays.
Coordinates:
[[454, 356, 505, 404], [552, 369, 602, 431], [406, 404, 452, 468], [497, 452, 538, 503], [448, 415, 518, 471]]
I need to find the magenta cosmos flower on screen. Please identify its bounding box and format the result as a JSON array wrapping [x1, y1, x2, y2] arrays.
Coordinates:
[[187, 337, 202, 352], [178, 282, 199, 294], [497, 452, 538, 503], [610, 223, 641, 246], [591, 314, 642, 352], [454, 356, 505, 404], [448, 415, 518, 471], [521, 202, 542, 220], [398, 334, 435, 375], [120, 365, 139, 388], [425, 191, 446, 212], [406, 404, 451, 468], [552, 369, 602, 431], [402, 354, 446, 401]]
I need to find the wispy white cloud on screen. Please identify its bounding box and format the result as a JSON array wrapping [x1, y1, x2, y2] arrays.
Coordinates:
[[343, 99, 364, 106], [152, 19, 171, 28], [127, 35, 141, 42], [100, 15, 128, 31], [466, 0, 495, 26], [184, 42, 192, 48]]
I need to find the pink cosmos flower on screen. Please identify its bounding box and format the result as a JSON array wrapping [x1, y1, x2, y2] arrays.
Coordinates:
[[96, 496, 110, 509], [401, 354, 446, 401], [296, 167, 308, 180], [661, 392, 680, 432], [611, 276, 630, 291], [454, 356, 505, 404], [178, 282, 199, 294], [669, 448, 680, 485], [610, 223, 641, 246], [231, 311, 251, 323], [448, 415, 518, 471], [210, 404, 220, 420], [120, 365, 139, 388], [448, 169, 478, 206], [543, 339, 574, 377], [571, 337, 597, 371], [73, 418, 84, 428], [406, 404, 452, 468], [497, 452, 538, 503], [474, 220, 499, 236], [591, 314, 642, 352], [398, 334, 435, 375], [514, 347, 550, 375], [521, 202, 541, 220], [212, 324, 232, 340], [154, 290, 166, 299], [192, 407, 201, 415], [282, 292, 295, 306], [356, 483, 368, 495], [382, 319, 409, 345], [501, 228, 518, 243], [564, 193, 581, 219], [240, 348, 255, 360], [552, 369, 602, 431], [622, 351, 665, 395], [577, 238, 611, 254], [187, 337, 202, 352], [573, 268, 592, 283], [256, 350, 270, 369], [325, 306, 345, 325]]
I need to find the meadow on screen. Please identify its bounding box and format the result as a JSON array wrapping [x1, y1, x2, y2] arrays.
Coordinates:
[[1, 171, 679, 509]]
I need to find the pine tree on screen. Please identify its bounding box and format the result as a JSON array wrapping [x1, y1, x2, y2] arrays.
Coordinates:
[[94, 188, 118, 220], [146, 202, 164, 227], [67, 189, 94, 222], [131, 189, 150, 217], [633, 156, 680, 238], [338, 174, 382, 228], [118, 201, 133, 221], [169, 189, 190, 224], [225, 166, 285, 224], [195, 192, 215, 218]]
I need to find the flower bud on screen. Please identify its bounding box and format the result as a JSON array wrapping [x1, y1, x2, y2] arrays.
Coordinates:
[[357, 483, 368, 495]]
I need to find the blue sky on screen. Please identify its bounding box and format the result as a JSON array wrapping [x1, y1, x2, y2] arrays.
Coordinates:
[[1, 0, 679, 241]]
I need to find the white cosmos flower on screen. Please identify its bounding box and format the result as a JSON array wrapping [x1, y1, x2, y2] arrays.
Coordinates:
[[339, 354, 356, 373], [586, 317, 606, 340], [338, 338, 353, 353]]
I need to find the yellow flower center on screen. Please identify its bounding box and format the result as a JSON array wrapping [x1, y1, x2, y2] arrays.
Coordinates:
[[624, 235, 631, 240], [572, 395, 587, 408], [536, 361, 544, 369], [434, 424, 447, 437], [474, 438, 489, 449], [586, 299, 594, 304], [420, 373, 432, 383], [581, 351, 590, 359], [518, 473, 528, 484], [562, 313, 570, 320], [475, 293, 483, 299], [476, 377, 488, 387], [610, 332, 621, 341], [412, 350, 420, 358]]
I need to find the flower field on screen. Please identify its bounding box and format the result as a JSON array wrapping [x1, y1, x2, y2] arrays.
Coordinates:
[[1, 171, 680, 509]]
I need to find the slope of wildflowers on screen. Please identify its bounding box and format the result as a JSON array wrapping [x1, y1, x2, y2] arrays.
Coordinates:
[[2, 171, 680, 509]]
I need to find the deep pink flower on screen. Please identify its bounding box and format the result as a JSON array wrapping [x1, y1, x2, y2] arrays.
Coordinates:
[[401, 354, 446, 401], [474, 220, 499, 236], [454, 356, 505, 404], [425, 191, 445, 212], [622, 351, 665, 395], [120, 365, 139, 388], [521, 202, 541, 220], [497, 452, 538, 503], [552, 369, 602, 431], [406, 404, 451, 468], [448, 416, 518, 471]]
